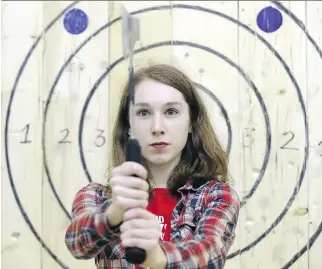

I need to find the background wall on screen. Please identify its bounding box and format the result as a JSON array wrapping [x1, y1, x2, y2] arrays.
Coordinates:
[[2, 1, 322, 269]]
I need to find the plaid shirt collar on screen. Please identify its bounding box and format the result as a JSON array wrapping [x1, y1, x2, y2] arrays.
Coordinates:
[[178, 176, 215, 192]]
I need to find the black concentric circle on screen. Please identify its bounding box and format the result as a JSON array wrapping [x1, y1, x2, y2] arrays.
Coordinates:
[[78, 40, 269, 206], [46, 6, 271, 225]]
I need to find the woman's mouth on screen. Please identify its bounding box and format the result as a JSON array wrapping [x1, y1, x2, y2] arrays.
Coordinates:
[[151, 142, 169, 149]]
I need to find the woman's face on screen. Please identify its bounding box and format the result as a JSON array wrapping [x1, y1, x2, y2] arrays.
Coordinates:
[[131, 79, 191, 167]]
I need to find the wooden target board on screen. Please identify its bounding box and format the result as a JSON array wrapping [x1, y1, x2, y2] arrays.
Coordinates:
[[2, 1, 322, 268]]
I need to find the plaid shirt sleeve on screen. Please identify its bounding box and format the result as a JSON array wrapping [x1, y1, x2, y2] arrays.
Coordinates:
[[65, 183, 121, 260], [159, 183, 240, 269]]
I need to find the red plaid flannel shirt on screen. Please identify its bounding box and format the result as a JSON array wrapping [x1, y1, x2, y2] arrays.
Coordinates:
[[65, 179, 240, 269]]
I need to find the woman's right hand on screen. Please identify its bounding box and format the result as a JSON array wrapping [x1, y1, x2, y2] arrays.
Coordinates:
[[106, 162, 149, 225]]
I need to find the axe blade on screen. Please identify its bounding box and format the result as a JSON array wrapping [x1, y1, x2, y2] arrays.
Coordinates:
[[121, 4, 140, 58]]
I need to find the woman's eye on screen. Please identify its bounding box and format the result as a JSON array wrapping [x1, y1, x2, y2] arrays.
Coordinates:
[[137, 110, 149, 117], [166, 108, 179, 115], [136, 108, 178, 117]]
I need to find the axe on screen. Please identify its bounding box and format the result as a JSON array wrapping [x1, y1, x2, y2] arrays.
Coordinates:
[[120, 4, 146, 265]]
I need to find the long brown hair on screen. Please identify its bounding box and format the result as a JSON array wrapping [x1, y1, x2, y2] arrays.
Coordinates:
[[108, 64, 230, 198]]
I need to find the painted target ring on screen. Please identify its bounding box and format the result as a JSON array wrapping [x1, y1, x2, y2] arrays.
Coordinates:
[[46, 7, 272, 224], [194, 82, 233, 155], [4, 2, 322, 269], [77, 40, 270, 208]]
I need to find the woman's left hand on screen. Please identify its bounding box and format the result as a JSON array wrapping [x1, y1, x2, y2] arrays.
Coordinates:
[[120, 207, 161, 253]]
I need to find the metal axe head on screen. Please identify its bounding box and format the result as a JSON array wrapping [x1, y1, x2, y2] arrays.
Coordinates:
[[121, 4, 140, 58]]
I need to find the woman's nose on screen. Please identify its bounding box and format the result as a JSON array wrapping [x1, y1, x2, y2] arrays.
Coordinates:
[[151, 115, 165, 136]]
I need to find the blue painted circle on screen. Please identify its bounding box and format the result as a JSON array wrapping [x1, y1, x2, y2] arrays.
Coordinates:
[[63, 8, 88, 35], [257, 6, 283, 33]]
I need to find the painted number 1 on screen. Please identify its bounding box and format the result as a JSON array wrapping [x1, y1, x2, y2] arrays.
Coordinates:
[[20, 124, 32, 144]]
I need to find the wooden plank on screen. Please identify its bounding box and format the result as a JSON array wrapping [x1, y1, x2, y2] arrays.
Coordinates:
[[237, 1, 309, 268], [40, 1, 110, 268], [1, 1, 43, 269], [306, 1, 322, 268], [170, 1, 241, 268]]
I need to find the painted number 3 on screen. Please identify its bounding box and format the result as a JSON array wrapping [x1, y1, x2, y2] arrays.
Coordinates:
[[95, 129, 106, 147]]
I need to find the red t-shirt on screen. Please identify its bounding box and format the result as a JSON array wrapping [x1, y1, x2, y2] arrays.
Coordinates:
[[146, 188, 178, 241]]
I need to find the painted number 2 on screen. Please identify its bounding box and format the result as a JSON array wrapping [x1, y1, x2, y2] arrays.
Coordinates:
[[280, 131, 298, 151], [58, 128, 72, 144]]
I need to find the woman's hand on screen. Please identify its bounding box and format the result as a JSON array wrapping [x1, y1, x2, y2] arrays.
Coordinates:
[[120, 208, 161, 250], [120, 208, 166, 268], [109, 162, 149, 215]]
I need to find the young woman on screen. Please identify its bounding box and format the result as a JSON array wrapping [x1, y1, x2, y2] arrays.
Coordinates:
[[65, 64, 240, 269]]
